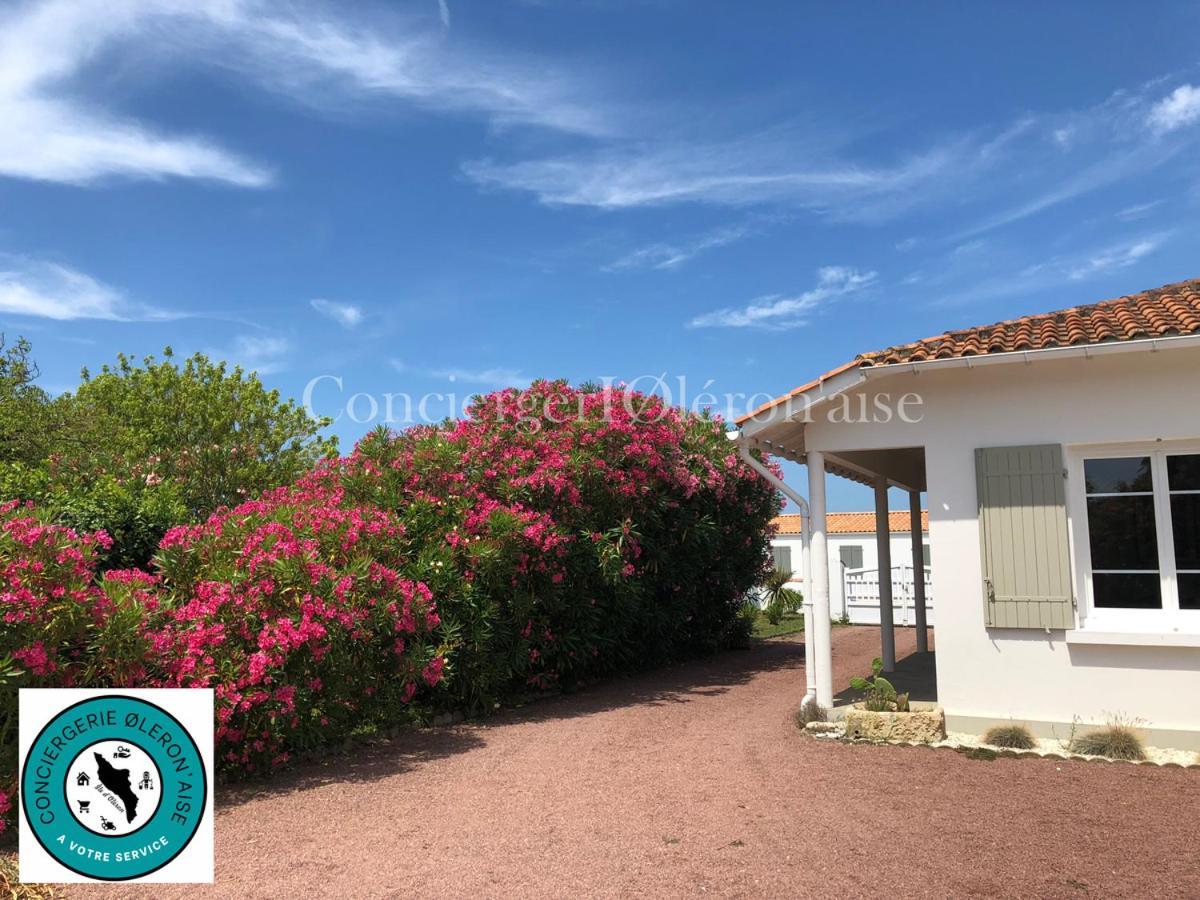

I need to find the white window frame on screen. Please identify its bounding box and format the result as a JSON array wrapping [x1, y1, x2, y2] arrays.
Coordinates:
[[1068, 439, 1200, 632]]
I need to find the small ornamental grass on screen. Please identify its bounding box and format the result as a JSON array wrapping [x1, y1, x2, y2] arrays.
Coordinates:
[[794, 700, 828, 729], [1070, 722, 1147, 761], [982, 723, 1037, 750]]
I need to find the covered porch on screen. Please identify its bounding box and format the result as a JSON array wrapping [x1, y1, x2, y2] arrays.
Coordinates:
[[733, 414, 934, 712]]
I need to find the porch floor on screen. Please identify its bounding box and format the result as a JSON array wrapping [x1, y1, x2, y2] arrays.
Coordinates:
[[832, 629, 936, 711]]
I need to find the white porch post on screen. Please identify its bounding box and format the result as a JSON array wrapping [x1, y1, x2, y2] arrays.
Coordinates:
[[807, 450, 833, 708], [910, 489, 928, 653], [874, 477, 896, 673]]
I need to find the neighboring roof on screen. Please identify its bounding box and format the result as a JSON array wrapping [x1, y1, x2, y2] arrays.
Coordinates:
[[738, 278, 1200, 424], [771, 510, 928, 536]]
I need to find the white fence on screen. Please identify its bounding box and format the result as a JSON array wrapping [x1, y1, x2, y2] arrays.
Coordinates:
[[843, 564, 933, 626]]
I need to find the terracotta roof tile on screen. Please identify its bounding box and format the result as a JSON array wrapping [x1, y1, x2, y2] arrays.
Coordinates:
[[737, 278, 1200, 426], [859, 278, 1200, 366], [771, 510, 928, 536]]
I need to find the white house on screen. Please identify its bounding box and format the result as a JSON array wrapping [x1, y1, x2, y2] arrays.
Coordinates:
[[770, 511, 930, 625], [733, 277, 1200, 749]]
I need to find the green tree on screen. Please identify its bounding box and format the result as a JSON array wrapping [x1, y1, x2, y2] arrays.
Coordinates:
[[69, 348, 337, 515], [0, 344, 338, 567], [0, 335, 60, 465]]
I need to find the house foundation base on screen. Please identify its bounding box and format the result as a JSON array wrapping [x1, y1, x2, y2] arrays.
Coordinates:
[[944, 713, 1200, 753]]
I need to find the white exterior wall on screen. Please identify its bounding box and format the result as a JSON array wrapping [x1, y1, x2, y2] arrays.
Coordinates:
[[799, 344, 1200, 743], [770, 531, 928, 623]]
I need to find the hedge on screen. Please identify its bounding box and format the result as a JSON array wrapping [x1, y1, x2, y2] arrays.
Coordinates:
[[0, 382, 780, 833]]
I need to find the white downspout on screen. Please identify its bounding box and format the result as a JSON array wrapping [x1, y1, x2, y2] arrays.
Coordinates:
[[731, 435, 817, 708]]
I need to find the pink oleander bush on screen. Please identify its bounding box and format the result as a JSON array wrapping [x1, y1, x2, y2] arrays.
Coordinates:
[[0, 500, 116, 836], [149, 480, 443, 771], [338, 381, 781, 710], [0, 382, 779, 834]]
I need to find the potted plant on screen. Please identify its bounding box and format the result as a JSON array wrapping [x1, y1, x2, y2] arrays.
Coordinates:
[[843, 657, 945, 742]]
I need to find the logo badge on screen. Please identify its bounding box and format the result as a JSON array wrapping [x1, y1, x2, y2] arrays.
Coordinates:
[[19, 689, 213, 883]]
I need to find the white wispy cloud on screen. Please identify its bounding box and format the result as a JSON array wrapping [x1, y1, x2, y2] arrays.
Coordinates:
[[215, 334, 291, 375], [1147, 84, 1200, 133], [605, 224, 751, 271], [0, 258, 173, 320], [1115, 200, 1163, 221], [463, 137, 963, 219], [924, 232, 1173, 309], [1066, 234, 1168, 280], [0, 1, 272, 187], [429, 365, 527, 387], [0, 0, 609, 188], [391, 357, 527, 388], [310, 298, 364, 328], [466, 77, 1200, 243], [689, 267, 877, 330], [437, 0, 451, 29]]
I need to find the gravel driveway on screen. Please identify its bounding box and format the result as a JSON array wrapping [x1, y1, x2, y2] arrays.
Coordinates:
[[71, 626, 1200, 899]]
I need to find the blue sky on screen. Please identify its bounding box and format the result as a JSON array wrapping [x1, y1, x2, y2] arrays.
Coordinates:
[[2, 1, 1200, 510]]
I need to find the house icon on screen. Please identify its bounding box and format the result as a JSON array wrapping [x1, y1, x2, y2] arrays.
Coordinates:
[[76, 771, 90, 786]]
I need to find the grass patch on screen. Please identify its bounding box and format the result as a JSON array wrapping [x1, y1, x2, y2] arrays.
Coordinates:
[[983, 723, 1037, 750], [1070, 723, 1146, 761], [751, 611, 805, 639], [1, 851, 60, 900], [793, 700, 828, 729]]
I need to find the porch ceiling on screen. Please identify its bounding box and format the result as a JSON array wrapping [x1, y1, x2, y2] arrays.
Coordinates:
[[743, 414, 926, 492], [828, 448, 927, 493]]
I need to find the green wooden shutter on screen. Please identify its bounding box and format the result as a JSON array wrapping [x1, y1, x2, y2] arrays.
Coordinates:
[[975, 445, 1075, 629]]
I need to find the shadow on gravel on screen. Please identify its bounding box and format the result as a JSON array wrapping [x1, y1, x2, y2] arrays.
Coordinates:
[[215, 638, 805, 809], [216, 727, 488, 811], [485, 636, 805, 728]]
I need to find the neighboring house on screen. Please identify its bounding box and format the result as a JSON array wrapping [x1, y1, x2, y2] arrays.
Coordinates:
[[733, 278, 1200, 749], [770, 511, 930, 625]]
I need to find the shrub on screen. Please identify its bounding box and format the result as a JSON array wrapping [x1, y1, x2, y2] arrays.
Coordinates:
[[1070, 721, 1146, 761], [148, 478, 445, 772], [761, 569, 803, 625], [982, 723, 1037, 750], [729, 601, 759, 649], [0, 501, 118, 836], [339, 381, 780, 711]]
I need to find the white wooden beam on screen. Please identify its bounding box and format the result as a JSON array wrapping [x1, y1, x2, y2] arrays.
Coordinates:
[[910, 489, 928, 654], [875, 477, 896, 673]]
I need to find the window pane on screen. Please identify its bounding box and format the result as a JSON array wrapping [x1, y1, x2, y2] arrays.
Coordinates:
[[1179, 573, 1200, 611], [1171, 495, 1200, 571], [839, 545, 863, 569], [1086, 496, 1159, 570], [1084, 457, 1153, 494], [772, 546, 792, 573], [1092, 573, 1162, 609], [1168, 454, 1200, 491]]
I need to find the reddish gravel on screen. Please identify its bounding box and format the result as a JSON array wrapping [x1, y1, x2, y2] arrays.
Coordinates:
[[70, 626, 1200, 899]]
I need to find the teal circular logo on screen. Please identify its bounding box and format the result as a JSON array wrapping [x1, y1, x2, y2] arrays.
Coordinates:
[[21, 695, 207, 881]]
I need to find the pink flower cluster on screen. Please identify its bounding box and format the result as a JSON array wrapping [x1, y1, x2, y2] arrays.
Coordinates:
[[0, 499, 114, 682], [149, 480, 445, 771], [344, 380, 780, 703]]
